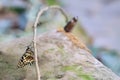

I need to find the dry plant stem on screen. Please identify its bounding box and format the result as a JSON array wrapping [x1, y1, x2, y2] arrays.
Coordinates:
[[33, 26, 40, 80], [36, 5, 69, 24], [33, 5, 69, 80]]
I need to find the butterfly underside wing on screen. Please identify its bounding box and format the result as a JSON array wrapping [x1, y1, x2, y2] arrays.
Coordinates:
[[64, 17, 78, 32], [17, 46, 34, 68]]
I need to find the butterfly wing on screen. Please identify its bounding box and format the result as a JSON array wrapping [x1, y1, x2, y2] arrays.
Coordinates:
[[17, 47, 34, 68]]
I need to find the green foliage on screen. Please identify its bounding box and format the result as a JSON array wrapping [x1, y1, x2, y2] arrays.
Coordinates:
[[8, 7, 26, 14], [62, 65, 95, 80], [46, 0, 58, 5]]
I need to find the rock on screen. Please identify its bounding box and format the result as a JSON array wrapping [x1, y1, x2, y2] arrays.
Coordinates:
[[0, 29, 119, 80]]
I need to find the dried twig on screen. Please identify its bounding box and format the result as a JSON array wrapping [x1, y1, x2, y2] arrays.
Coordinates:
[[33, 5, 69, 80], [33, 25, 40, 80]]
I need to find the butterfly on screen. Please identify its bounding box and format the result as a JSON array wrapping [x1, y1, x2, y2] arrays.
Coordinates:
[[64, 17, 78, 32], [17, 46, 35, 68]]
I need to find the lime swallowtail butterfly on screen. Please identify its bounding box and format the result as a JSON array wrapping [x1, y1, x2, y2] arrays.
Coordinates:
[[17, 46, 34, 68]]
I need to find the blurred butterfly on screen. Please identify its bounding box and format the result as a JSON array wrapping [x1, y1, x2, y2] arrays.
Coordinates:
[[17, 46, 34, 68], [64, 17, 78, 32]]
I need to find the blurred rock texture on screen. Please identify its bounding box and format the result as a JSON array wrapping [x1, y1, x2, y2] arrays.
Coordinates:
[[0, 29, 119, 80], [61, 0, 120, 76]]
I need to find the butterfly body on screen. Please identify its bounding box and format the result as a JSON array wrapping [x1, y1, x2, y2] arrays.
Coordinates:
[[17, 46, 34, 68]]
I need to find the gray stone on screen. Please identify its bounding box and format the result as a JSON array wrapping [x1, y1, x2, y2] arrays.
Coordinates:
[[0, 29, 119, 80]]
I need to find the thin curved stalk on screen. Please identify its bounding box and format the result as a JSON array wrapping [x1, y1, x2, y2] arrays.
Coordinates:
[[33, 5, 68, 80]]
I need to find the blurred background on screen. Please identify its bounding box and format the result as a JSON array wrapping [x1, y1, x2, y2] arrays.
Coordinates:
[[0, 0, 120, 76]]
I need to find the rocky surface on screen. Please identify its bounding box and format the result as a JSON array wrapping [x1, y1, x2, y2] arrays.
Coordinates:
[[0, 29, 119, 80]]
